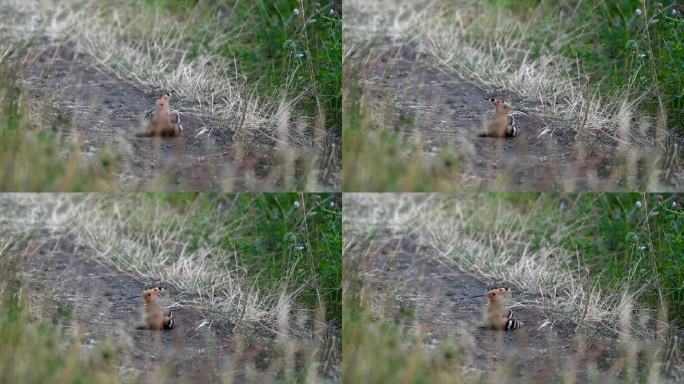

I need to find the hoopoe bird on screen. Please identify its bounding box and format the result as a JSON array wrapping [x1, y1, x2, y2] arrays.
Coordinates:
[[478, 98, 518, 138], [139, 92, 183, 137], [472, 287, 522, 331], [141, 287, 174, 330]]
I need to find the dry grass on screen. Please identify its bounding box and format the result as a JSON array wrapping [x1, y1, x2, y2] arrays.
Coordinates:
[[345, 0, 661, 141], [344, 193, 654, 332], [343, 193, 683, 382], [0, 0, 340, 191], [6, 0, 272, 135], [343, 0, 683, 191], [0, 194, 294, 329]]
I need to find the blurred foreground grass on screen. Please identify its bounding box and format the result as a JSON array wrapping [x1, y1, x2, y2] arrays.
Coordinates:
[[0, 44, 118, 191]]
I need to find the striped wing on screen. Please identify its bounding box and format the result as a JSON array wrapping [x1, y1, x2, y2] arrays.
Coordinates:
[[504, 309, 521, 330], [505, 317, 521, 330], [506, 115, 518, 137], [170, 111, 183, 131]]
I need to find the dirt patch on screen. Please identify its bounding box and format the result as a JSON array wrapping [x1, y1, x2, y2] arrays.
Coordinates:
[[18, 233, 276, 383], [356, 231, 624, 382], [18, 41, 314, 191], [351, 41, 671, 191]]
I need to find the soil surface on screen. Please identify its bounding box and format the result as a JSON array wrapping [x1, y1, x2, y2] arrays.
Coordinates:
[[356, 231, 621, 382], [18, 233, 277, 383], [0, 195, 340, 383], [351, 40, 677, 191], [17, 40, 315, 191]]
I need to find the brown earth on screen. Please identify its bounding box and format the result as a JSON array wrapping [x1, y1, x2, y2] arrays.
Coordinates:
[[19, 233, 277, 383], [355, 230, 626, 382], [18, 40, 332, 191], [0, 195, 340, 383], [350, 39, 680, 191]]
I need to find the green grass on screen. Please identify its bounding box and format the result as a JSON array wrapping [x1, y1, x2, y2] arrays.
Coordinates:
[[551, 193, 684, 327], [343, 193, 682, 382], [143, 193, 342, 324], [477, 0, 684, 135], [0, 296, 120, 383], [567, 1, 684, 135], [343, 296, 467, 384], [148, 0, 341, 134], [0, 48, 118, 191]]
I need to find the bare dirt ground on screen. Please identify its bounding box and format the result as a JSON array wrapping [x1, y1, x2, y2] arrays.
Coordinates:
[[356, 231, 623, 382], [0, 195, 340, 383], [351, 40, 676, 191], [18, 233, 276, 383], [18, 41, 298, 191]]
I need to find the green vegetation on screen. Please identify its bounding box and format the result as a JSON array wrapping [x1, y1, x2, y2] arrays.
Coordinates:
[[342, 103, 463, 192], [550, 193, 684, 326], [145, 0, 342, 133], [146, 193, 342, 324], [0, 297, 120, 383], [343, 0, 683, 191], [343, 297, 466, 384], [567, 1, 684, 135], [343, 193, 683, 382]]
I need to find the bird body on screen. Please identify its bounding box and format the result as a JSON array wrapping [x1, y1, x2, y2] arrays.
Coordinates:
[[478, 98, 517, 138], [485, 287, 521, 331], [139, 93, 183, 137], [142, 287, 174, 330]]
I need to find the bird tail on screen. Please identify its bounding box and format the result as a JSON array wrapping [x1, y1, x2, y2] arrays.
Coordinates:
[[164, 317, 174, 329]]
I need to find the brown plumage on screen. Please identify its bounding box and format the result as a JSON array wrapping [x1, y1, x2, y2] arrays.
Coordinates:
[[485, 287, 521, 331], [478, 98, 518, 138], [142, 287, 174, 330], [139, 93, 183, 137]]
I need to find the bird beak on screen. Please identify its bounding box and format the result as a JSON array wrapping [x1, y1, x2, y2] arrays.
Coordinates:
[[469, 293, 487, 298]]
